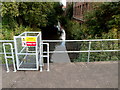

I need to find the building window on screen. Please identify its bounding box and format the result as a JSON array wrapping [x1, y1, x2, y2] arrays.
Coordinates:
[[86, 3, 88, 11], [75, 7, 77, 15], [80, 5, 81, 15], [82, 4, 84, 14]]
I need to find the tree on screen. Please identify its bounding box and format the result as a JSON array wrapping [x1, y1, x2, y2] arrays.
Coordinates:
[[84, 2, 120, 38], [1, 2, 63, 39], [1, 2, 56, 28]]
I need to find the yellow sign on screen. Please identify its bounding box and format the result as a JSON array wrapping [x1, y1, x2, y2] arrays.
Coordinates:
[[21, 37, 37, 47], [25, 37, 36, 42]]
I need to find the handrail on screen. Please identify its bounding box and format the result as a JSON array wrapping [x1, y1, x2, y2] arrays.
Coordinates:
[[0, 40, 14, 42], [42, 50, 120, 53], [0, 39, 119, 42], [0, 39, 119, 63], [43, 39, 120, 42]]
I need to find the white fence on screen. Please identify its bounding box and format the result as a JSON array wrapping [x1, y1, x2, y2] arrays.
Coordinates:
[[0, 39, 120, 63], [43, 39, 120, 62]]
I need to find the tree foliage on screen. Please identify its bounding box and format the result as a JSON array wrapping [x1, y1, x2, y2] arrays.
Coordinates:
[[1, 2, 63, 39], [84, 2, 120, 38], [1, 2, 56, 28], [63, 2, 120, 40]]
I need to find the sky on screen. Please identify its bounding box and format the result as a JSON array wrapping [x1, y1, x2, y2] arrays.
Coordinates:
[[61, 0, 66, 6]]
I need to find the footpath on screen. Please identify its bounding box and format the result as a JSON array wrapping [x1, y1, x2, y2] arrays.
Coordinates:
[[1, 61, 118, 88]]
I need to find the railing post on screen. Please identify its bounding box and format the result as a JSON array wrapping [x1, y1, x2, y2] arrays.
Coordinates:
[[87, 41, 91, 63], [47, 43, 50, 72]]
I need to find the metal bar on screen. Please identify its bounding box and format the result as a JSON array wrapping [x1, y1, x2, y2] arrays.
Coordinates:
[[1, 50, 119, 54], [0, 40, 14, 42], [21, 36, 37, 37], [41, 55, 49, 57], [40, 43, 44, 72], [0, 53, 13, 54], [37, 33, 40, 37], [23, 54, 27, 59], [19, 61, 23, 67], [3, 43, 10, 72], [17, 53, 36, 55], [47, 43, 50, 72], [1, 49, 119, 55], [6, 56, 13, 58], [14, 36, 37, 38], [27, 51, 36, 52], [39, 38, 43, 72], [14, 36, 20, 70], [40, 44, 43, 72], [0, 39, 119, 43], [25, 32, 41, 34], [41, 43, 50, 72], [10, 43, 17, 72], [18, 32, 26, 36], [43, 39, 120, 42], [43, 50, 120, 53], [90, 50, 120, 52], [36, 35, 39, 70], [19, 46, 26, 53], [87, 41, 91, 63], [25, 33, 28, 63]]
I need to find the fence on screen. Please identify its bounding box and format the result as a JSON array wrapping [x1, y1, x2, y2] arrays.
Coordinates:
[[0, 39, 120, 63], [43, 39, 120, 62], [0, 40, 14, 64]]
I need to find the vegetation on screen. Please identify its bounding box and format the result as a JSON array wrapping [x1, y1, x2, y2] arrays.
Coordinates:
[[0, 2, 119, 62], [1, 2, 119, 40], [1, 2, 63, 40], [62, 2, 120, 40], [62, 2, 120, 62]]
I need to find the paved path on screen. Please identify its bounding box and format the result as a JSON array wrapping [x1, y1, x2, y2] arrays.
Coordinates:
[[1, 61, 118, 88], [51, 45, 70, 63]]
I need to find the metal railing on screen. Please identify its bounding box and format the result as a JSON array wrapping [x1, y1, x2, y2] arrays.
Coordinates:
[[0, 39, 120, 62], [43, 39, 120, 62], [0, 40, 14, 55]]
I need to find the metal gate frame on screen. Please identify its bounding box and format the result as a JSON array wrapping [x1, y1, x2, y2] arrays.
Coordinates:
[[14, 32, 41, 71]]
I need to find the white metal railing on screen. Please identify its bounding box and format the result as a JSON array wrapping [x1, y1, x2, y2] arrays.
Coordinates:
[[43, 39, 120, 53], [0, 40, 14, 42], [43, 39, 120, 62], [41, 43, 49, 72], [43, 39, 120, 42], [0, 40, 14, 55], [3, 43, 16, 72], [0, 39, 120, 63]]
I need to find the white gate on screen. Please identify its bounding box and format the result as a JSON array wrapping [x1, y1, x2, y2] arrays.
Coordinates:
[[1, 32, 50, 72]]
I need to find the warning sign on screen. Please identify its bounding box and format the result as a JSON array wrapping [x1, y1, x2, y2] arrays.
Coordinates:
[[26, 42, 36, 46], [21, 37, 26, 47], [21, 37, 37, 47], [26, 37, 36, 42]]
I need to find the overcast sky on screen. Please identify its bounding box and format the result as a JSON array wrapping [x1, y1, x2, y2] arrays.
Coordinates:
[[61, 0, 66, 6]]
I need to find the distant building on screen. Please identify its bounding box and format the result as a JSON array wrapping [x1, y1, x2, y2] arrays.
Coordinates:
[[73, 2, 92, 23]]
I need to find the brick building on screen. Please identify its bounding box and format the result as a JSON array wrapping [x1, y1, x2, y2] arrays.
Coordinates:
[[73, 2, 92, 23]]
